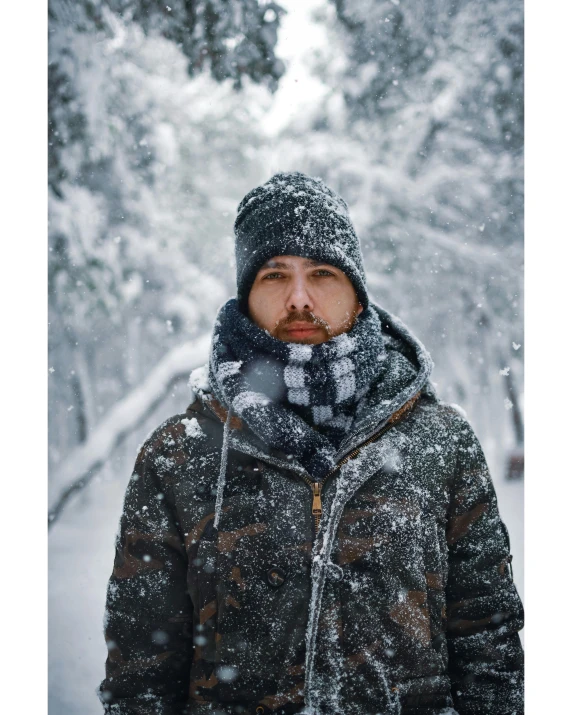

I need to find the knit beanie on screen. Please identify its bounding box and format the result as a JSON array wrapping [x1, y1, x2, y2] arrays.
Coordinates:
[[234, 171, 369, 312]]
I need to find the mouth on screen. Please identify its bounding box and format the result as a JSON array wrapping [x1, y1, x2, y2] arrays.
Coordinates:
[[284, 322, 321, 338]]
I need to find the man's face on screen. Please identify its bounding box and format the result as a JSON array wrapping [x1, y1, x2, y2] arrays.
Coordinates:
[[247, 255, 363, 344]]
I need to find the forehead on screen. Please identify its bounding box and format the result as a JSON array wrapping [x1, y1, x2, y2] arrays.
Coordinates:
[[260, 255, 335, 270]]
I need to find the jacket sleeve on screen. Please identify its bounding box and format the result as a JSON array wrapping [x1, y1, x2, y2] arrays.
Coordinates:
[[445, 416, 524, 715], [97, 430, 193, 714]]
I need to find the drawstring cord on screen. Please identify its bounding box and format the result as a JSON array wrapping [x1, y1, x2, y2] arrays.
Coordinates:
[[213, 404, 233, 530]]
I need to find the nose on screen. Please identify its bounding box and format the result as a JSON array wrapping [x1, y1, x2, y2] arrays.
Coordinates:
[[286, 274, 314, 313]]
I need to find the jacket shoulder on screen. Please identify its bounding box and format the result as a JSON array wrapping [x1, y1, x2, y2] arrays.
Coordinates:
[[134, 400, 222, 474], [432, 400, 484, 446], [413, 395, 474, 434], [410, 397, 484, 470]]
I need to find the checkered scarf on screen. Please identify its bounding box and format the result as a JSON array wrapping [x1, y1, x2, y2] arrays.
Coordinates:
[[208, 298, 390, 481]]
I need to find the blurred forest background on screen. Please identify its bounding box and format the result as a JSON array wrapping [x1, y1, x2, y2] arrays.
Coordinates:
[[48, 1, 524, 712]]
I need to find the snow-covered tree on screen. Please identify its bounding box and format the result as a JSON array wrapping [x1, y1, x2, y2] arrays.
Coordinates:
[[48, 0, 282, 473]]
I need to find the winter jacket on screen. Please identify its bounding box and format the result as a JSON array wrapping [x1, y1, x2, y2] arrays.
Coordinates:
[[98, 309, 524, 715]]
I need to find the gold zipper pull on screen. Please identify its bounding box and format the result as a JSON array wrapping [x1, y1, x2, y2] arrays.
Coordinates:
[[312, 482, 323, 532]]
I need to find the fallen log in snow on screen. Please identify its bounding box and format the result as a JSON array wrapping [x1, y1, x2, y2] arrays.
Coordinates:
[[48, 334, 210, 529]]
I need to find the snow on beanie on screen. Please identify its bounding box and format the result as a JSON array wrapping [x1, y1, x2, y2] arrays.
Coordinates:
[[234, 171, 369, 312]]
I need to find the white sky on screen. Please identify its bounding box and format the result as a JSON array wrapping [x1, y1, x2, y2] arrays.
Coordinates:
[[261, 0, 331, 136]]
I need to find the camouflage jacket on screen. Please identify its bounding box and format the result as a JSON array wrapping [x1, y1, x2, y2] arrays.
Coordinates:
[[99, 318, 524, 715]]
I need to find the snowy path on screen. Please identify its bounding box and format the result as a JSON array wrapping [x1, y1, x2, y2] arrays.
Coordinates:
[[49, 472, 125, 714]]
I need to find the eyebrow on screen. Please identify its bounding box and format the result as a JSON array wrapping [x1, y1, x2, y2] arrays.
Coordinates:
[[260, 258, 333, 270]]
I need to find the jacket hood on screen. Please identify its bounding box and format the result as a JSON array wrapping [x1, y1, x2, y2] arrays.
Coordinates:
[[340, 302, 435, 454]]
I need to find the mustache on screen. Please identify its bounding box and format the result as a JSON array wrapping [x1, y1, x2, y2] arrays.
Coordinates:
[[275, 311, 331, 333]]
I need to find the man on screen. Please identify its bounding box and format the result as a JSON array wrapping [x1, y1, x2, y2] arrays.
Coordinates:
[[99, 172, 524, 714]]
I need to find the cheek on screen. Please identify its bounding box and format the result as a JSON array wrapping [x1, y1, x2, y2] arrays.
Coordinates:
[[314, 284, 358, 325], [248, 286, 283, 328]]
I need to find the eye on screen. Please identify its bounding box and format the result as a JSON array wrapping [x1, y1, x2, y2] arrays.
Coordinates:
[[314, 269, 334, 277], [262, 272, 284, 280]]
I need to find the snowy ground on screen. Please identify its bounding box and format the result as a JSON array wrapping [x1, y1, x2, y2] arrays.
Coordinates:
[[49, 462, 127, 715], [48, 411, 524, 715]]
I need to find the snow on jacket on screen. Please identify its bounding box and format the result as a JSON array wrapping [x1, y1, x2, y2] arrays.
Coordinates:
[[98, 308, 524, 715]]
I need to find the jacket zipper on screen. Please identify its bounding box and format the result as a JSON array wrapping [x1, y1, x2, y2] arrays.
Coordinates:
[[300, 420, 395, 534], [300, 393, 421, 535]]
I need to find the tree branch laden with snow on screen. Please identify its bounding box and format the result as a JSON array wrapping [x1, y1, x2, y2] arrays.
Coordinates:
[[48, 334, 210, 529]]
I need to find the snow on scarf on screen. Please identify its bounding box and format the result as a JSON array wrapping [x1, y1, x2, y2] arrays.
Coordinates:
[[208, 299, 396, 524]]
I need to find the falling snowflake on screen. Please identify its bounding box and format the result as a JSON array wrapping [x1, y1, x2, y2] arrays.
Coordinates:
[[499, 366, 510, 376], [512, 342, 521, 350], [216, 665, 239, 682], [504, 398, 513, 410]]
